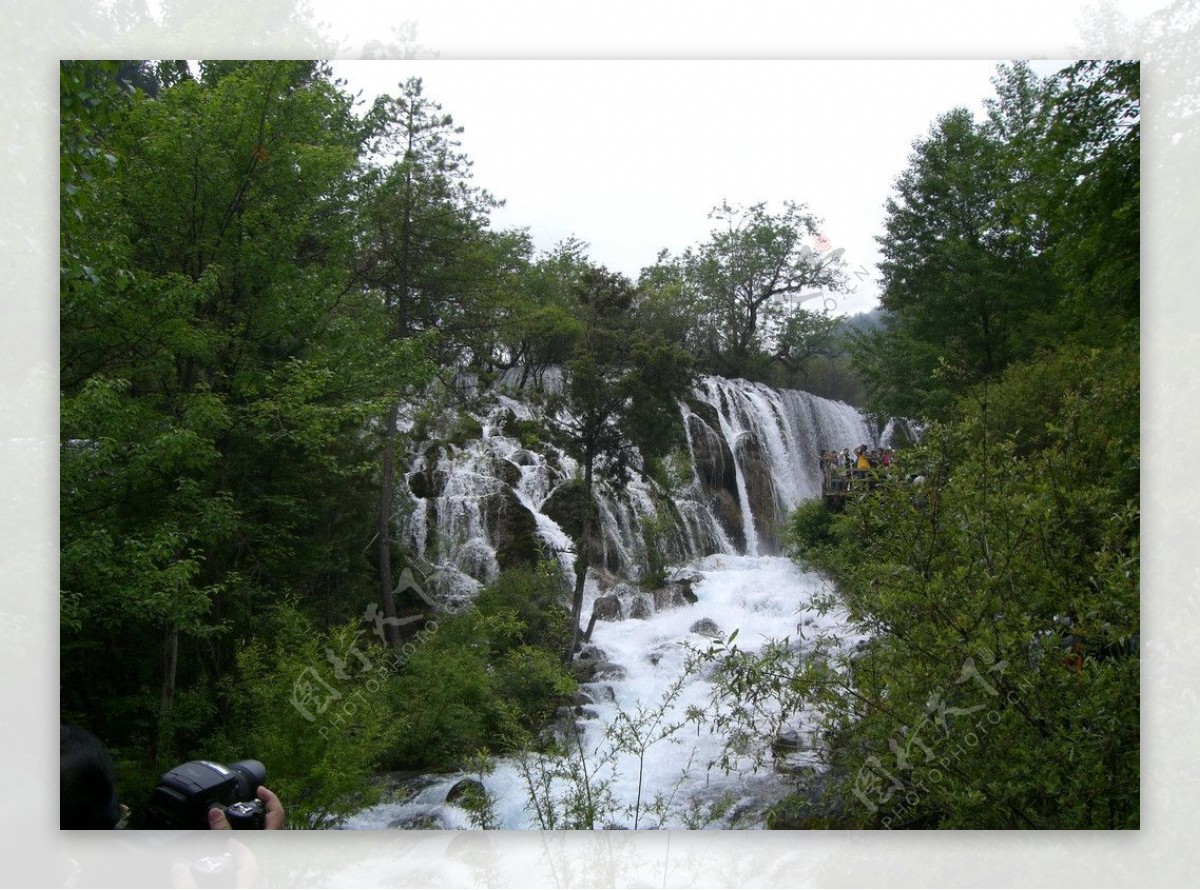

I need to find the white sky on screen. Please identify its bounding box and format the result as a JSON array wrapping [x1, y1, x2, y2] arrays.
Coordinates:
[[331, 59, 1070, 315]]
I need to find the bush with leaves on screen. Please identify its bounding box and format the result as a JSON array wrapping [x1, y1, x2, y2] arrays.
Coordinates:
[[719, 344, 1139, 829], [211, 604, 402, 828], [386, 566, 577, 771], [783, 498, 837, 558]]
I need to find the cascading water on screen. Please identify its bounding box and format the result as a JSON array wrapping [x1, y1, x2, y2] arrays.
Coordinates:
[[686, 377, 875, 556], [344, 553, 860, 829], [353, 375, 878, 829]]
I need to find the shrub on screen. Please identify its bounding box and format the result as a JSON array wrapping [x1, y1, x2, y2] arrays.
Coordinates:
[[213, 604, 400, 828], [385, 566, 576, 771], [784, 498, 835, 558]]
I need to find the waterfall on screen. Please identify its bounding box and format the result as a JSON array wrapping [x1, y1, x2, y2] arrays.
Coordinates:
[[397, 375, 875, 599], [685, 376, 876, 557], [348, 375, 880, 829]]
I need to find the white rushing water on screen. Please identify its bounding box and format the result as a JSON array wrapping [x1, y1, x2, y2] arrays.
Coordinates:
[[343, 553, 860, 830], [350, 375, 879, 829]]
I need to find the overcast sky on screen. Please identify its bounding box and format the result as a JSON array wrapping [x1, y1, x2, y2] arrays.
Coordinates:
[[331, 59, 1068, 315]]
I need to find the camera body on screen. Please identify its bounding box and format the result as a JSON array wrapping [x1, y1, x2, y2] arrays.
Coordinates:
[[145, 759, 267, 829]]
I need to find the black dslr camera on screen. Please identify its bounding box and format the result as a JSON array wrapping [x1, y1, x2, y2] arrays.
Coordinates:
[[145, 759, 267, 829]]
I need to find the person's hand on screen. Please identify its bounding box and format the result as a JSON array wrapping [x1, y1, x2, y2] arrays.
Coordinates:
[[170, 839, 259, 888], [207, 785, 285, 830]]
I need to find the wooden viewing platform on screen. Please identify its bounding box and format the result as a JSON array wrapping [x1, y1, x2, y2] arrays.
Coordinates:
[[821, 466, 883, 504], [822, 465, 938, 511]]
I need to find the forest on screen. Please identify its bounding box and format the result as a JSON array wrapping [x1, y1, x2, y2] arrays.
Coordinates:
[[60, 59, 1138, 829]]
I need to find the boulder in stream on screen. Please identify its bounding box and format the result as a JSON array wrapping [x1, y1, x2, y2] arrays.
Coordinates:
[[445, 777, 486, 805], [591, 594, 623, 622]]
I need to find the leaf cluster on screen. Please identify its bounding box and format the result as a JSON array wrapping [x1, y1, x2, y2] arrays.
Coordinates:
[[782, 342, 1138, 828]]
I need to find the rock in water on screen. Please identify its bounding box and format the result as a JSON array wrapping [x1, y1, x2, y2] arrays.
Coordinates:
[[591, 594, 623, 622], [445, 777, 486, 805]]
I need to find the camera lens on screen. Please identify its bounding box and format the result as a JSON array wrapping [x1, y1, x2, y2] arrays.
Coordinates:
[[227, 759, 266, 799]]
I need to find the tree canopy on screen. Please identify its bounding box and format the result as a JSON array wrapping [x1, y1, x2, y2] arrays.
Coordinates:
[[855, 61, 1139, 422]]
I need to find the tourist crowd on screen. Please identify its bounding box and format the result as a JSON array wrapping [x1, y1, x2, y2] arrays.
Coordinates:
[[821, 445, 894, 491]]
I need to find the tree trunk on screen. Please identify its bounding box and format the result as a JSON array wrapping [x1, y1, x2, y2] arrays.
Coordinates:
[[568, 453, 595, 661], [154, 621, 179, 767], [376, 402, 402, 647]]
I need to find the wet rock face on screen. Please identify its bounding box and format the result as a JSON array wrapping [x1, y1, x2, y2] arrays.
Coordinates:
[[572, 644, 622, 683], [690, 618, 721, 637], [571, 648, 627, 683], [652, 579, 699, 612], [628, 595, 653, 620], [591, 594, 623, 622], [591, 662, 627, 681], [771, 729, 804, 757], [445, 777, 486, 805], [577, 643, 607, 664], [734, 434, 779, 553], [686, 409, 738, 495], [710, 490, 746, 552], [388, 812, 451, 830], [485, 484, 542, 568], [685, 408, 747, 550]]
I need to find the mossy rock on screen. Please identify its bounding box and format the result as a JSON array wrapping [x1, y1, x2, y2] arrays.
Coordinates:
[[448, 413, 484, 447], [486, 485, 543, 570]]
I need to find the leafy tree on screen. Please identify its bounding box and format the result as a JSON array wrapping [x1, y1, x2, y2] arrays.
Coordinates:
[[859, 61, 1139, 422], [60, 60, 398, 765], [60, 61, 136, 291], [870, 105, 1052, 419], [678, 200, 847, 380], [1030, 60, 1140, 346], [356, 75, 498, 644], [490, 237, 590, 390], [549, 265, 694, 656]]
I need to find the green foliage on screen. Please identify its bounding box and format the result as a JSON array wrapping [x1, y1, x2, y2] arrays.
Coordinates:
[[515, 729, 621, 830], [386, 567, 576, 771], [673, 200, 848, 381], [859, 61, 1138, 422], [458, 752, 502, 829], [473, 564, 574, 655], [491, 238, 589, 387], [809, 64, 1142, 825], [515, 669, 697, 830], [448, 412, 484, 446], [59, 59, 436, 774], [639, 511, 674, 590], [215, 606, 401, 828], [743, 343, 1137, 829], [784, 498, 836, 557]]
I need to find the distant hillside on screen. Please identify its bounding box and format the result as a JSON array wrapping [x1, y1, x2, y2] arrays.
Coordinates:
[[835, 307, 887, 339]]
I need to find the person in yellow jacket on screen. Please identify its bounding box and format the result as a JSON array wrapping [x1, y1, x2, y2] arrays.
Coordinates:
[[855, 446, 872, 471], [851, 445, 871, 488]]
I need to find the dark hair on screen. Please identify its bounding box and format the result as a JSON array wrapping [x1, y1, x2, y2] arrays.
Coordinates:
[[60, 725, 121, 829]]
